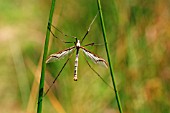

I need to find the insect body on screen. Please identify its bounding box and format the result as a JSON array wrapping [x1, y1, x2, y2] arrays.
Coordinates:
[[46, 39, 108, 81], [43, 11, 111, 96]]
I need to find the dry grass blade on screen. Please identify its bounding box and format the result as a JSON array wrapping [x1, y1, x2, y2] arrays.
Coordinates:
[[26, 57, 66, 113]]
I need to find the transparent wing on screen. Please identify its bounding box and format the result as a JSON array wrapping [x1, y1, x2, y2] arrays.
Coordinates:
[[46, 46, 75, 63], [80, 47, 108, 68]]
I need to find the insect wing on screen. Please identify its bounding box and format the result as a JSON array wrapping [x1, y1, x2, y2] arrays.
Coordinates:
[[46, 46, 75, 63], [81, 47, 108, 68]]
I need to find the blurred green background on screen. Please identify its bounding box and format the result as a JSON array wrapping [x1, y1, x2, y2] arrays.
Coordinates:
[[0, 0, 170, 113]]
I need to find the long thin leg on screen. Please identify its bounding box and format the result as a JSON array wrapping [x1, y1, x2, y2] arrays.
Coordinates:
[[48, 24, 74, 43], [84, 56, 114, 90], [44, 52, 74, 97], [83, 42, 104, 47], [81, 11, 99, 43], [48, 22, 76, 41]]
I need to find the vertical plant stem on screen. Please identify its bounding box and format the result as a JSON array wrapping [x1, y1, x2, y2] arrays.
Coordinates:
[[37, 0, 56, 113], [96, 0, 123, 113]]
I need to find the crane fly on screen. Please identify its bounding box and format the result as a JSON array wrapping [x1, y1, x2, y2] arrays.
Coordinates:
[[46, 39, 108, 81], [44, 11, 111, 96]]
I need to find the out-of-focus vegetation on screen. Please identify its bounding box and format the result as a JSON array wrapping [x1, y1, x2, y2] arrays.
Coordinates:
[[0, 0, 170, 113]]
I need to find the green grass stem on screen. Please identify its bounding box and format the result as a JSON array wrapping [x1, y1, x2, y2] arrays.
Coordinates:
[[96, 0, 123, 113], [37, 0, 56, 113]]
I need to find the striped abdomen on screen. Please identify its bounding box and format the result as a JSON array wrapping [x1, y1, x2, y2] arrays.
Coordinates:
[[74, 53, 79, 81]]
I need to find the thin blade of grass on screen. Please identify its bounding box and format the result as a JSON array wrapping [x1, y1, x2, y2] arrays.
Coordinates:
[[37, 0, 56, 113], [96, 0, 123, 113], [26, 57, 66, 113]]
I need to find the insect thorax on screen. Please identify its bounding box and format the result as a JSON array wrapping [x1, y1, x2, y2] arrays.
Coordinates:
[[76, 40, 81, 47]]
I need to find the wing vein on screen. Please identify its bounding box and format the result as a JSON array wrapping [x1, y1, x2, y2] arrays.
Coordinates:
[[46, 46, 75, 63], [80, 46, 108, 68]]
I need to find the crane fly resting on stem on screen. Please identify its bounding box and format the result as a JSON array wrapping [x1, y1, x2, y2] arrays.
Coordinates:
[[45, 11, 111, 96]]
